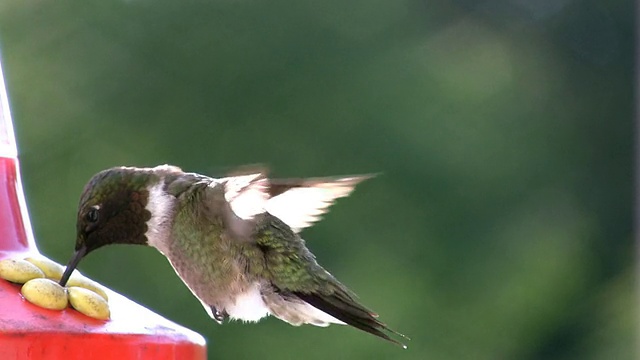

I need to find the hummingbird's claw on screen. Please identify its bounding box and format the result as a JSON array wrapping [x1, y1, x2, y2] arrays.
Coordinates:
[[212, 306, 228, 324]]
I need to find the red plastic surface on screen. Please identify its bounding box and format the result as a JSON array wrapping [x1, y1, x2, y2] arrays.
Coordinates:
[[0, 65, 207, 359], [0, 277, 207, 359], [0, 158, 31, 253]]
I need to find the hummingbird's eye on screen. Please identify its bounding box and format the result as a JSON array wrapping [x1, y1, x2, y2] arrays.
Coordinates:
[[86, 206, 100, 223]]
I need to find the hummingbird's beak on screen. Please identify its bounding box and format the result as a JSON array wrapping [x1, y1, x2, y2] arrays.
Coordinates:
[[59, 245, 87, 287]]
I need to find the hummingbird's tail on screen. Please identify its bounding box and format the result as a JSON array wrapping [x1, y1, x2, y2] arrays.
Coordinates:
[[294, 291, 408, 348]]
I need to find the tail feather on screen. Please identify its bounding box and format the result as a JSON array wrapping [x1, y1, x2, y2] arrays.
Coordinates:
[[294, 291, 407, 348]]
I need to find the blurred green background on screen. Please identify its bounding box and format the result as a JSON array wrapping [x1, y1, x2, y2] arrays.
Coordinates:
[[0, 0, 634, 359]]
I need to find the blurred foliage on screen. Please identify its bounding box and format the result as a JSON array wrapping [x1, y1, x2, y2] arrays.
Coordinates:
[[0, 0, 634, 359]]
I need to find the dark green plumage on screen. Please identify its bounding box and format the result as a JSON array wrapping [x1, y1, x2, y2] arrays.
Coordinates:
[[75, 167, 157, 252], [253, 214, 407, 347]]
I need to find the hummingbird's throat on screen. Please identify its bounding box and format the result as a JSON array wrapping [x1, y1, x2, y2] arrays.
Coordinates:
[[59, 246, 87, 286]]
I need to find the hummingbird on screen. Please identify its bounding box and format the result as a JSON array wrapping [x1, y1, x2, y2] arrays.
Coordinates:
[[59, 165, 406, 347]]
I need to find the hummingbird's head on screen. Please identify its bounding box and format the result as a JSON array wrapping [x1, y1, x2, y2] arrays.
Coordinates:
[[59, 166, 158, 286]]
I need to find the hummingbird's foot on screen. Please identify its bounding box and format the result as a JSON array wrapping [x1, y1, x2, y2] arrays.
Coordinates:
[[212, 306, 228, 324]]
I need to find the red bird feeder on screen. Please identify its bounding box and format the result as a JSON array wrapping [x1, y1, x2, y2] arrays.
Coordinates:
[[0, 63, 207, 359]]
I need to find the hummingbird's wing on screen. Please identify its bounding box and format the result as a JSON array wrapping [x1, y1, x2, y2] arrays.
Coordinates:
[[223, 172, 269, 220], [164, 171, 270, 241], [220, 173, 373, 233], [254, 214, 406, 347], [265, 175, 374, 233]]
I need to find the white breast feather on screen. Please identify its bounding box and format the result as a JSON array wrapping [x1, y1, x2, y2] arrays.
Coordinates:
[[144, 181, 175, 254], [225, 283, 271, 322]]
